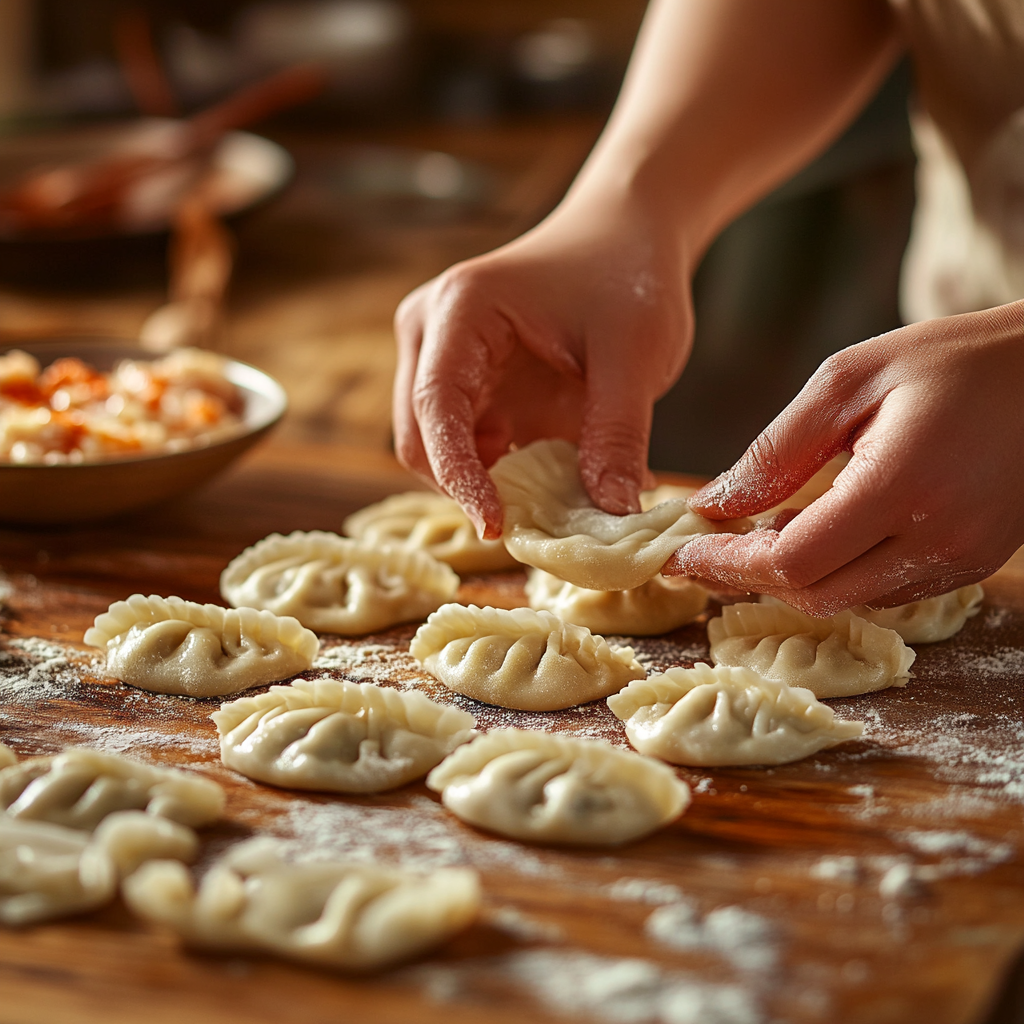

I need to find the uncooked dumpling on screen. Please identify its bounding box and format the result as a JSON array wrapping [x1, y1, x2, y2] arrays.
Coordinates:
[[0, 748, 225, 830], [0, 745, 14, 769], [213, 678, 476, 793], [344, 491, 518, 574], [410, 603, 645, 711], [755, 453, 851, 525], [85, 594, 319, 697], [708, 601, 914, 698], [489, 440, 750, 590], [0, 810, 196, 926], [639, 483, 698, 510], [607, 662, 864, 766], [850, 585, 984, 644], [526, 568, 708, 636], [220, 531, 459, 634], [426, 728, 689, 845], [122, 838, 481, 971]]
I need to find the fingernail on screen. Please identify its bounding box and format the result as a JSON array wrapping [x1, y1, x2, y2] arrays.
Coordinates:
[[598, 472, 640, 515]]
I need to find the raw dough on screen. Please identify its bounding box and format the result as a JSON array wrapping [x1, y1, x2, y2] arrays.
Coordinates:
[[410, 603, 645, 711], [526, 568, 708, 636], [0, 748, 225, 830], [0, 745, 14, 769], [607, 662, 864, 766], [220, 531, 459, 635], [122, 838, 481, 971], [489, 439, 750, 591], [85, 594, 319, 697], [344, 491, 518, 574], [0, 810, 196, 926], [426, 728, 690, 845], [708, 601, 915, 698], [213, 678, 476, 793], [849, 584, 984, 644]]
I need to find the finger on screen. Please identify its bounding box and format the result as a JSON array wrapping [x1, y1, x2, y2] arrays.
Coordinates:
[[412, 285, 512, 539], [689, 346, 882, 519], [577, 347, 654, 516], [392, 285, 432, 478]]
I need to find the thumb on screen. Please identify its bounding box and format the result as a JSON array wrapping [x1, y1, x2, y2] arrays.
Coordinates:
[[689, 360, 869, 519], [577, 365, 653, 516]]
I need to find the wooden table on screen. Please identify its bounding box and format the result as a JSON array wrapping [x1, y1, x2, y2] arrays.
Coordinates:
[[1, 437, 1023, 1024]]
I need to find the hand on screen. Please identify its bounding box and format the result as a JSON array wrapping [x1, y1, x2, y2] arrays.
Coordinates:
[[393, 196, 693, 538], [666, 302, 1024, 613]]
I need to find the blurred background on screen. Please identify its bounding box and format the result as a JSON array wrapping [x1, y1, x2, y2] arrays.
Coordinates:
[[0, 0, 916, 477]]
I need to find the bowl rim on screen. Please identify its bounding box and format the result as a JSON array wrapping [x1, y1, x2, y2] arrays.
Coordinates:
[[0, 336, 287, 471]]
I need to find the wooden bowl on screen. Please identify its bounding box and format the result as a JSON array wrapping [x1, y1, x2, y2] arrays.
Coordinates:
[[0, 338, 287, 524]]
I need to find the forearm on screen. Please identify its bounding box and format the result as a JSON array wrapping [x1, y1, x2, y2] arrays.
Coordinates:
[[561, 0, 902, 266]]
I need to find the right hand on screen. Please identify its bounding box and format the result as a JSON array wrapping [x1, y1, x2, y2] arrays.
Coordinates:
[[393, 195, 694, 538]]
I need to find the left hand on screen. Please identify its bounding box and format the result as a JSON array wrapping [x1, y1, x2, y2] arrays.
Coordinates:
[[664, 301, 1024, 614]]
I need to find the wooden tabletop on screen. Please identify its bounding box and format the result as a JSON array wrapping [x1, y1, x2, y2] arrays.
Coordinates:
[[1, 436, 1023, 1024]]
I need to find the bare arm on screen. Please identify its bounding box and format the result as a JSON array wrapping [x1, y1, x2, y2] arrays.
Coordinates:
[[393, 0, 902, 537]]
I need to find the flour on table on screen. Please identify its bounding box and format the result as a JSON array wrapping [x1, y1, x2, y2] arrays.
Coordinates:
[[646, 902, 779, 973], [488, 905, 565, 943], [606, 877, 685, 906]]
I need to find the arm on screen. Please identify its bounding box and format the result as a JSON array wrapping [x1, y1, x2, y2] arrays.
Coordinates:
[[393, 0, 902, 537]]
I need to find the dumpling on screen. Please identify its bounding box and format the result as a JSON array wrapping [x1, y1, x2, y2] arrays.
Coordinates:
[[343, 491, 519, 574], [708, 601, 914, 698], [0, 744, 14, 769], [220, 531, 459, 634], [410, 604, 645, 711], [850, 585, 984, 644], [755, 453, 851, 525], [0, 748, 225, 830], [607, 662, 865, 766], [489, 439, 751, 591], [84, 594, 319, 697], [426, 729, 689, 845], [639, 483, 698, 510], [122, 838, 481, 971], [525, 568, 708, 636], [1, 810, 196, 926], [212, 678, 476, 793]]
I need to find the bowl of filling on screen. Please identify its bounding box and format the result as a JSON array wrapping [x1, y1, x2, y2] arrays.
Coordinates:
[[0, 338, 287, 524]]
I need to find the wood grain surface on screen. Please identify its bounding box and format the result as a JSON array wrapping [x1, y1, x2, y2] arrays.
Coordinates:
[[1, 438, 1023, 1024]]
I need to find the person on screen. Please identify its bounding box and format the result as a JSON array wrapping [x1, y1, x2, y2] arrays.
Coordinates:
[[392, 0, 1024, 615]]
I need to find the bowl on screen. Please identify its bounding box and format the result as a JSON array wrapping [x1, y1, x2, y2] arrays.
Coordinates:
[[0, 338, 287, 525]]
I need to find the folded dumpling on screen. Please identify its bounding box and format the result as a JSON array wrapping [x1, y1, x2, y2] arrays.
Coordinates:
[[0, 748, 225, 830], [850, 585, 984, 644], [639, 483, 698, 509], [344, 491, 519, 574], [85, 594, 319, 697], [1, 810, 196, 926], [0, 744, 14, 769], [426, 729, 689, 845], [410, 603, 645, 711], [212, 678, 476, 793], [220, 531, 459, 635], [525, 568, 708, 636], [607, 662, 865, 766], [708, 601, 914, 698], [122, 838, 481, 971], [489, 440, 750, 591]]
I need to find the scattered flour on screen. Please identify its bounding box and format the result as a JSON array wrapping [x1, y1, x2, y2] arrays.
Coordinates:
[[645, 902, 779, 972], [488, 905, 565, 943], [810, 856, 862, 883], [503, 949, 762, 1024], [607, 877, 685, 905]]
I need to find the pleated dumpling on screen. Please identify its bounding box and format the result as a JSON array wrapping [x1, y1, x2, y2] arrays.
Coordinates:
[[426, 729, 689, 845], [607, 663, 864, 766], [410, 603, 645, 711], [0, 748, 225, 830], [489, 439, 750, 591], [85, 594, 319, 697], [707, 601, 914, 698], [343, 491, 518, 574], [851, 584, 984, 644], [212, 678, 476, 793], [525, 568, 708, 636], [122, 838, 481, 971], [0, 810, 196, 926], [220, 531, 459, 635]]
